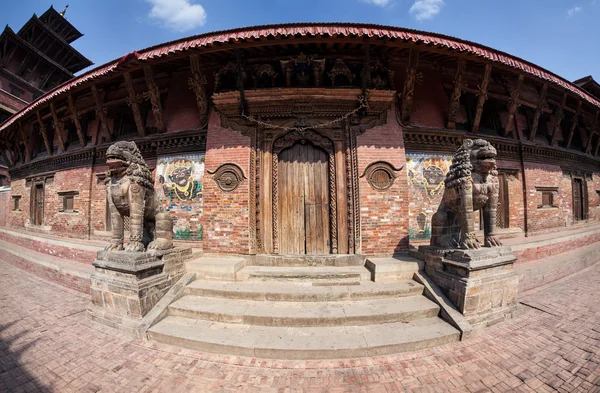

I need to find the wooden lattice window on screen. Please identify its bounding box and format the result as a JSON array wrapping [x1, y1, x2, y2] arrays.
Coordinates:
[[58, 191, 78, 213], [536, 186, 558, 208]]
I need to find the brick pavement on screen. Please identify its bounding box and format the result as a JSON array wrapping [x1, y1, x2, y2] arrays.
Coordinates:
[[0, 259, 599, 393]]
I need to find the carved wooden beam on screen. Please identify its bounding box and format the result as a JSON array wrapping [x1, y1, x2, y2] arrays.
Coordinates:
[[595, 134, 600, 156], [50, 103, 66, 152], [91, 84, 112, 141], [143, 65, 166, 133], [471, 64, 492, 134], [68, 94, 86, 146], [17, 122, 31, 162], [504, 74, 524, 137], [400, 49, 419, 123], [447, 58, 466, 129], [529, 83, 548, 141], [550, 93, 567, 146], [36, 111, 52, 155], [566, 101, 582, 149], [124, 72, 146, 137], [189, 54, 209, 128]]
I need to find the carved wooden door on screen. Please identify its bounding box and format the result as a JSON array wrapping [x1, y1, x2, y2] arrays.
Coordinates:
[[34, 184, 44, 226], [496, 173, 509, 229], [278, 141, 331, 254], [573, 178, 584, 221]]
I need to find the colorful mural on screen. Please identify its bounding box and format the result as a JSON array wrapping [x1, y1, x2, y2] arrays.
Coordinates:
[[406, 153, 452, 240], [155, 154, 205, 241]]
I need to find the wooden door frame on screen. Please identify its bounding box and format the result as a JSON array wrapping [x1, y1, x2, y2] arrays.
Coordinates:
[[270, 129, 338, 255], [30, 181, 45, 226], [571, 175, 588, 221]]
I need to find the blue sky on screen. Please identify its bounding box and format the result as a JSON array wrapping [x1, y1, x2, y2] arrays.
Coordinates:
[[2, 0, 598, 81]]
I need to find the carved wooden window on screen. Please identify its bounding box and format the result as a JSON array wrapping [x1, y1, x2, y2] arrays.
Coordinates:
[[12, 196, 21, 211], [536, 186, 558, 208], [59, 191, 78, 213]]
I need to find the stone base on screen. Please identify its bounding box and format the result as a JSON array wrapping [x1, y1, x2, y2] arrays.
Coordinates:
[[89, 247, 192, 330], [418, 246, 519, 329]]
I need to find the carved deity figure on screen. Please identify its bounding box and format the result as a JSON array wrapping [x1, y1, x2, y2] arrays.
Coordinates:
[[430, 139, 502, 249], [104, 141, 173, 252]]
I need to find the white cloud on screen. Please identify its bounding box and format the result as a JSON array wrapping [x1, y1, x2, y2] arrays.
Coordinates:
[[147, 0, 207, 32], [362, 0, 392, 6], [409, 0, 445, 20], [567, 6, 582, 16]]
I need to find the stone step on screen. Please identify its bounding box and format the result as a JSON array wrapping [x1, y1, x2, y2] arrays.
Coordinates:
[[185, 256, 246, 280], [236, 266, 371, 283], [365, 256, 424, 282], [147, 316, 460, 359], [184, 279, 424, 302], [246, 254, 365, 267], [167, 295, 440, 327]]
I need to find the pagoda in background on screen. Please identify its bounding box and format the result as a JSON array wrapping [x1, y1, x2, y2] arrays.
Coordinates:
[[0, 5, 93, 125]]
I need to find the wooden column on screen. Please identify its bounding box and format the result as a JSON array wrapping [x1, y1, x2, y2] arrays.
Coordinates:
[[91, 84, 112, 141], [143, 65, 166, 133], [189, 54, 209, 128], [17, 122, 31, 162], [504, 74, 524, 137], [67, 94, 86, 146], [36, 110, 52, 155], [471, 64, 492, 134], [124, 72, 146, 137], [550, 93, 567, 146], [400, 49, 419, 123], [566, 101, 582, 148], [447, 58, 466, 129], [50, 103, 66, 152], [529, 83, 548, 141]]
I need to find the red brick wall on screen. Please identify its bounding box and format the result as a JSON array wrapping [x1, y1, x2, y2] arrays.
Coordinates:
[[589, 174, 600, 221], [163, 70, 202, 132], [524, 162, 572, 234], [356, 105, 409, 255], [9, 179, 28, 228], [0, 190, 9, 226], [497, 160, 525, 231], [43, 167, 93, 238], [202, 109, 250, 254]]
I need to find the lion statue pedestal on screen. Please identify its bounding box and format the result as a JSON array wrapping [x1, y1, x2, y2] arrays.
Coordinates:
[[88, 141, 193, 333], [417, 139, 519, 330]]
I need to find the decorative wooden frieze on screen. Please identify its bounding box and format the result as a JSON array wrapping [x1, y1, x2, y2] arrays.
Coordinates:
[[36, 110, 52, 155], [143, 65, 166, 133], [50, 103, 66, 152], [504, 74, 524, 137], [529, 83, 548, 141], [215, 62, 243, 91], [91, 84, 112, 141], [124, 72, 146, 137], [447, 58, 466, 129], [17, 122, 31, 162], [400, 49, 419, 123], [280, 53, 325, 87], [208, 163, 246, 192], [550, 93, 567, 146], [251, 64, 278, 88], [329, 59, 354, 86], [67, 94, 86, 146], [472, 64, 492, 134], [566, 100, 582, 148], [360, 161, 403, 191], [368, 60, 395, 90], [188, 54, 209, 129]]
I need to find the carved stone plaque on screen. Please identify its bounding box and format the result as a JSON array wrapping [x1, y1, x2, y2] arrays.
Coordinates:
[[360, 161, 403, 191], [209, 163, 246, 192]]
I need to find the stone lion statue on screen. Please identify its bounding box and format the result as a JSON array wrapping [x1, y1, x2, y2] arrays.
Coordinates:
[[430, 139, 502, 249], [104, 141, 173, 252]]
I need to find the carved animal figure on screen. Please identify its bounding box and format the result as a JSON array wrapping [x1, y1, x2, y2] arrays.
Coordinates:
[[430, 139, 502, 249], [104, 141, 173, 252]]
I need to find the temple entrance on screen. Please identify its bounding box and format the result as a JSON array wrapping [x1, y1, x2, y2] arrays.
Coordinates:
[[32, 183, 44, 226], [278, 141, 331, 254]]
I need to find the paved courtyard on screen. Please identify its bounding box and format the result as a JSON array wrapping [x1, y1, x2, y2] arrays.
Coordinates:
[[0, 259, 599, 393]]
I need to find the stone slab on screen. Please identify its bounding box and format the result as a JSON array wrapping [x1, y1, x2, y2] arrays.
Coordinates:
[[365, 255, 424, 281], [236, 266, 371, 283], [185, 256, 247, 280]]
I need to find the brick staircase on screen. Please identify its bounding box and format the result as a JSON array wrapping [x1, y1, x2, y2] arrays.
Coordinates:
[[146, 256, 461, 359]]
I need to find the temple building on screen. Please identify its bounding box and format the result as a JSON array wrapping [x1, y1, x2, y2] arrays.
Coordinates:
[[0, 5, 92, 125], [0, 24, 599, 357]]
